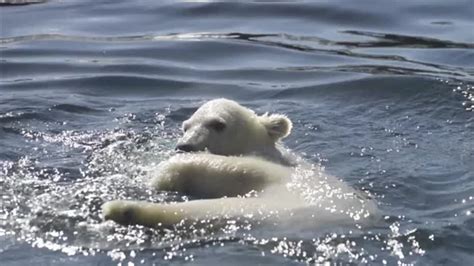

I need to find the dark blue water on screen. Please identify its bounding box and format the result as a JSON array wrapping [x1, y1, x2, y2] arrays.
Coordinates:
[[1, 0, 473, 265]]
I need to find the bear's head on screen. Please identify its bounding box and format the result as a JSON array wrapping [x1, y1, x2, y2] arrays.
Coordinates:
[[176, 99, 292, 158]]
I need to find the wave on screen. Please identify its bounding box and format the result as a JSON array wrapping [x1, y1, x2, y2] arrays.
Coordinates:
[[0, 0, 45, 6], [2, 31, 473, 49], [2, 32, 472, 82]]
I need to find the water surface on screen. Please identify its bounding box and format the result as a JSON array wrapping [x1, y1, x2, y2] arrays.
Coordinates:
[[1, 0, 473, 265]]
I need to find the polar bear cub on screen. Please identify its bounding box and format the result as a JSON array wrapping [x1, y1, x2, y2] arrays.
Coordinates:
[[102, 99, 376, 227], [174, 98, 294, 165]]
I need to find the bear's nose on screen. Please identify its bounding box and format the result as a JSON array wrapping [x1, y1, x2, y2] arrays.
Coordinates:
[[176, 144, 194, 152]]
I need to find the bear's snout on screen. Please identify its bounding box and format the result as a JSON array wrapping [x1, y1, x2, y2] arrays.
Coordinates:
[[176, 144, 195, 152]]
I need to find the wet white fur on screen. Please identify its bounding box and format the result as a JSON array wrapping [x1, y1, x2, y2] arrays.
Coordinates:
[[102, 99, 377, 228]]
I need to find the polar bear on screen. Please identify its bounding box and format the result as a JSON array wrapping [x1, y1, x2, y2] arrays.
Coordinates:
[[102, 99, 377, 228], [174, 98, 294, 166]]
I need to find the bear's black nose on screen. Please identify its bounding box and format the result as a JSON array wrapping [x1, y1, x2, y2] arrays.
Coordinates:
[[176, 144, 194, 152]]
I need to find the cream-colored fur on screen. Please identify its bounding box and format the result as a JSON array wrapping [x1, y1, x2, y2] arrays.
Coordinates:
[[102, 99, 377, 228], [103, 185, 304, 227], [176, 98, 293, 165], [150, 153, 291, 198]]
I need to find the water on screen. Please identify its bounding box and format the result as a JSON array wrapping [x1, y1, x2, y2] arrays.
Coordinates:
[[1, 0, 473, 265]]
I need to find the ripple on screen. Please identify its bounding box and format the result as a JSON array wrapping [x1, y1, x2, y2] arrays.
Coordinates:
[[50, 104, 102, 114], [0, 0, 45, 6], [0, 111, 53, 123], [341, 30, 474, 49]]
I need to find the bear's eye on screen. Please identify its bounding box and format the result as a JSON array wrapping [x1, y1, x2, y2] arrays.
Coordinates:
[[207, 119, 226, 132]]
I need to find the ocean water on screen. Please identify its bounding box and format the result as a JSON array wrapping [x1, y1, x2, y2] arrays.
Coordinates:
[[1, 0, 473, 265]]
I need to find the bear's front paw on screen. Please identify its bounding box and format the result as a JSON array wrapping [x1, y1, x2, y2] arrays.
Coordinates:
[[102, 200, 137, 226], [102, 200, 185, 227]]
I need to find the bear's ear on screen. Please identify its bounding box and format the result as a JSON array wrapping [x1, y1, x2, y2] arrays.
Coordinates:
[[259, 113, 293, 141]]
